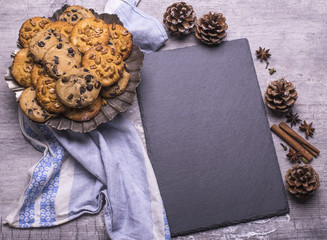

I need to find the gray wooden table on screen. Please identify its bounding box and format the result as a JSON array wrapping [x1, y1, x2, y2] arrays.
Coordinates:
[[1, 0, 326, 239]]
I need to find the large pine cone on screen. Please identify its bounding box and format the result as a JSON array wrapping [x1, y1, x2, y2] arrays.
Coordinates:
[[195, 12, 228, 45], [264, 78, 298, 112], [285, 164, 320, 198], [163, 2, 197, 36]]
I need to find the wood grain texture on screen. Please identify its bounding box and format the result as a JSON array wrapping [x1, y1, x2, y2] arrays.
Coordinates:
[[1, 0, 326, 239]]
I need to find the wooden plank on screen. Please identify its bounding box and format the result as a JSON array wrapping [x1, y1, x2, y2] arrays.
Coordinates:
[[1, 0, 326, 239]]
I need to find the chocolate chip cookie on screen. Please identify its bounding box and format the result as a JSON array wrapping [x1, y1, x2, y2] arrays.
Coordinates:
[[47, 21, 74, 39], [64, 96, 102, 122], [36, 74, 69, 113], [100, 69, 130, 98], [19, 17, 51, 48], [29, 29, 69, 62], [59, 5, 95, 25], [43, 41, 82, 78], [108, 23, 133, 60], [82, 45, 124, 87], [70, 18, 110, 54], [11, 48, 34, 87], [19, 87, 54, 123], [56, 68, 101, 108]]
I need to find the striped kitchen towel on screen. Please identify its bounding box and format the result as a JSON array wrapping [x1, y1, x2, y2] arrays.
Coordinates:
[[6, 109, 170, 240], [5, 0, 170, 239]]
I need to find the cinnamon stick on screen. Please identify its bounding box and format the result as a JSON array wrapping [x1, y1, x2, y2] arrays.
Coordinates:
[[302, 144, 318, 158], [279, 121, 319, 155], [271, 124, 313, 161]]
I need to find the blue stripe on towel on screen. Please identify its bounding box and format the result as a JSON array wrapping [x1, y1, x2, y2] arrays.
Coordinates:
[[19, 121, 66, 227], [18, 124, 51, 227], [40, 172, 60, 226], [163, 208, 171, 240]]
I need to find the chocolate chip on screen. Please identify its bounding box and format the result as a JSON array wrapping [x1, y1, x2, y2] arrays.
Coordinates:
[[62, 18, 67, 22], [94, 81, 101, 89], [72, 14, 78, 21], [52, 66, 57, 74], [86, 84, 93, 91], [45, 36, 51, 40], [53, 56, 59, 64], [80, 87, 86, 94], [27, 109, 33, 114], [67, 13, 71, 17], [58, 36, 63, 42], [76, 99, 82, 107], [74, 65, 78, 68], [71, 9, 77, 12], [38, 41, 45, 47], [68, 94, 73, 100], [85, 75, 93, 83], [62, 77, 69, 83], [83, 68, 89, 72], [53, 32, 57, 37], [68, 47, 74, 54]]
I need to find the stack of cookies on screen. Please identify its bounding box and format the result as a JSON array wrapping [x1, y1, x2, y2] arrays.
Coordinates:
[[12, 5, 134, 123]]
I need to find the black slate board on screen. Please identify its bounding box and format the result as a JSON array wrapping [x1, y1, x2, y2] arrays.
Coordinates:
[[137, 38, 289, 236]]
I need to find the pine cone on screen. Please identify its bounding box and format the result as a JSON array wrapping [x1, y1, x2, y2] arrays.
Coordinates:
[[285, 164, 320, 198], [163, 2, 197, 36], [195, 12, 228, 45], [264, 78, 298, 112]]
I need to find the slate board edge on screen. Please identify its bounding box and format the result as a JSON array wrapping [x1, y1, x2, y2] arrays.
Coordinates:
[[170, 208, 289, 237], [137, 38, 290, 237]]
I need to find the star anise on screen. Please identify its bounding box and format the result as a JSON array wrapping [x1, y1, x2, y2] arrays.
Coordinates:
[[286, 148, 302, 163], [299, 121, 315, 139], [256, 47, 271, 62], [286, 110, 302, 127]]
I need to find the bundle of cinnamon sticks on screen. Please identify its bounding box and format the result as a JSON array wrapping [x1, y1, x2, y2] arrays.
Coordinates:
[[271, 122, 320, 161]]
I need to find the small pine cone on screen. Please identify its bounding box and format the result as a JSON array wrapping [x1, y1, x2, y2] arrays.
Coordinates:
[[163, 2, 197, 36], [264, 78, 298, 112], [195, 12, 228, 45], [285, 164, 320, 198]]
